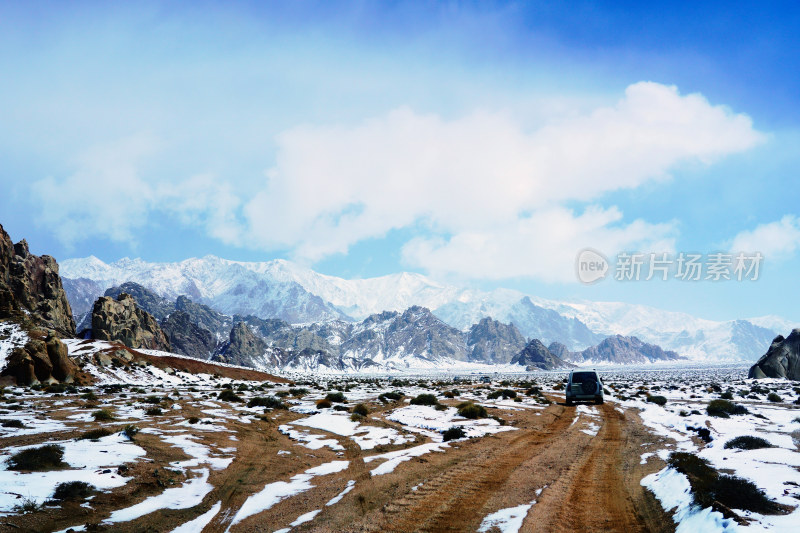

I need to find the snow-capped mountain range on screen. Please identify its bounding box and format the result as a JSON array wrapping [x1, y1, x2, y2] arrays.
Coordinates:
[[59, 255, 791, 362]]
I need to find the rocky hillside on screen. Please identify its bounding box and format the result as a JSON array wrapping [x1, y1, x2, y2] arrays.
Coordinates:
[[749, 329, 800, 380], [92, 293, 171, 352], [0, 224, 75, 337], [466, 317, 527, 363], [565, 335, 684, 364], [511, 339, 574, 370]]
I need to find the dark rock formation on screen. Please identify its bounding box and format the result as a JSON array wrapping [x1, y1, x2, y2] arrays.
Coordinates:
[[104, 282, 174, 321], [0, 224, 75, 337], [749, 329, 800, 380], [162, 311, 217, 360], [511, 339, 574, 370], [0, 330, 78, 385], [567, 335, 683, 364], [548, 341, 571, 361], [175, 295, 231, 341], [466, 317, 527, 363], [91, 293, 171, 351], [213, 322, 270, 367]]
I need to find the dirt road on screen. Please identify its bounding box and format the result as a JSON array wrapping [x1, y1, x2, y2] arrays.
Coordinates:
[[315, 399, 675, 533], [4, 394, 675, 533]]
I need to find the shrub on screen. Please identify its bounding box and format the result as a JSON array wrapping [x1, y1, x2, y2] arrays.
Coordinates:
[[289, 388, 309, 397], [77, 428, 113, 441], [122, 424, 139, 440], [188, 416, 201, 424], [378, 391, 404, 403], [410, 394, 439, 406], [7, 444, 66, 471], [247, 396, 286, 409], [706, 399, 748, 418], [767, 392, 782, 403], [316, 399, 332, 409], [490, 415, 506, 426], [646, 395, 667, 406], [325, 391, 347, 403], [1, 419, 25, 428], [144, 395, 163, 404], [724, 436, 773, 450], [145, 407, 163, 416], [457, 402, 487, 419], [435, 404, 448, 411], [80, 391, 97, 401], [333, 404, 350, 412], [720, 390, 734, 400], [442, 426, 466, 441], [92, 408, 115, 421], [217, 389, 243, 402], [352, 403, 369, 417], [487, 389, 517, 400], [350, 413, 364, 422], [668, 451, 780, 514], [52, 481, 95, 501]]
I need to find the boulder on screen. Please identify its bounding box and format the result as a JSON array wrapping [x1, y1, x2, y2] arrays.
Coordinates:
[[0, 332, 78, 385], [91, 293, 171, 351], [749, 329, 800, 380]]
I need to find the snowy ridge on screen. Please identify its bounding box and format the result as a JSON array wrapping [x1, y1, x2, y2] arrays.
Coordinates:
[[60, 255, 795, 362]]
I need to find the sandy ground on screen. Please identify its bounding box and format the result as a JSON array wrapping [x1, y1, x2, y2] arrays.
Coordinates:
[[0, 388, 675, 533]]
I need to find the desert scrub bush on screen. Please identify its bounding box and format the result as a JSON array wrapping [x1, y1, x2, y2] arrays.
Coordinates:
[[435, 404, 448, 411], [316, 399, 332, 409], [457, 402, 487, 419], [706, 399, 748, 418], [442, 426, 466, 441], [490, 415, 506, 426], [247, 396, 286, 409], [646, 395, 667, 406], [217, 389, 243, 402], [410, 393, 439, 406], [352, 403, 369, 417], [487, 389, 517, 400], [77, 428, 113, 441], [378, 391, 404, 403], [724, 436, 773, 450], [667, 452, 780, 514], [122, 424, 139, 440], [350, 413, 364, 422], [1, 419, 25, 428], [52, 480, 95, 501], [289, 388, 309, 397], [767, 392, 782, 403], [145, 407, 163, 416], [92, 408, 115, 421], [7, 444, 66, 471], [13, 497, 41, 513], [333, 404, 350, 412], [143, 395, 163, 404], [325, 391, 347, 403], [80, 391, 97, 401], [188, 416, 201, 424], [720, 390, 734, 400]]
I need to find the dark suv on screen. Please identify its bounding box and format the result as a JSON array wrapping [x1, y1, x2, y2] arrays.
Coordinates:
[[565, 370, 603, 405]]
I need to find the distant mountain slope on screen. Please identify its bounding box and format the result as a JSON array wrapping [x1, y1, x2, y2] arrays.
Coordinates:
[[60, 255, 792, 362], [61, 256, 349, 324], [565, 335, 684, 364]]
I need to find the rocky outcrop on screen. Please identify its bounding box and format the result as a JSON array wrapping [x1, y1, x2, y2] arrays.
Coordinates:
[[175, 295, 231, 341], [213, 322, 272, 367], [104, 282, 174, 321], [162, 311, 216, 360], [511, 339, 574, 370], [466, 317, 527, 363], [91, 293, 171, 351], [0, 330, 79, 385], [749, 329, 800, 380], [567, 335, 683, 364], [0, 224, 75, 337]]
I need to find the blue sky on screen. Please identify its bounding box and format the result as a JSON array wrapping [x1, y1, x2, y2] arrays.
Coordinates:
[[1, 1, 799, 323]]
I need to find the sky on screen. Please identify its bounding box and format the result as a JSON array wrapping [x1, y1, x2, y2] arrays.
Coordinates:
[[1, 1, 799, 323]]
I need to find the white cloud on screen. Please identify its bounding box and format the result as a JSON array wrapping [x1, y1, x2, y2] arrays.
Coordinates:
[[730, 215, 800, 259], [401, 206, 677, 282], [30, 135, 157, 245], [31, 82, 764, 282], [240, 82, 761, 277]]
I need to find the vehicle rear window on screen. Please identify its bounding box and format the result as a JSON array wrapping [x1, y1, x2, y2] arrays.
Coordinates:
[[572, 372, 597, 382]]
